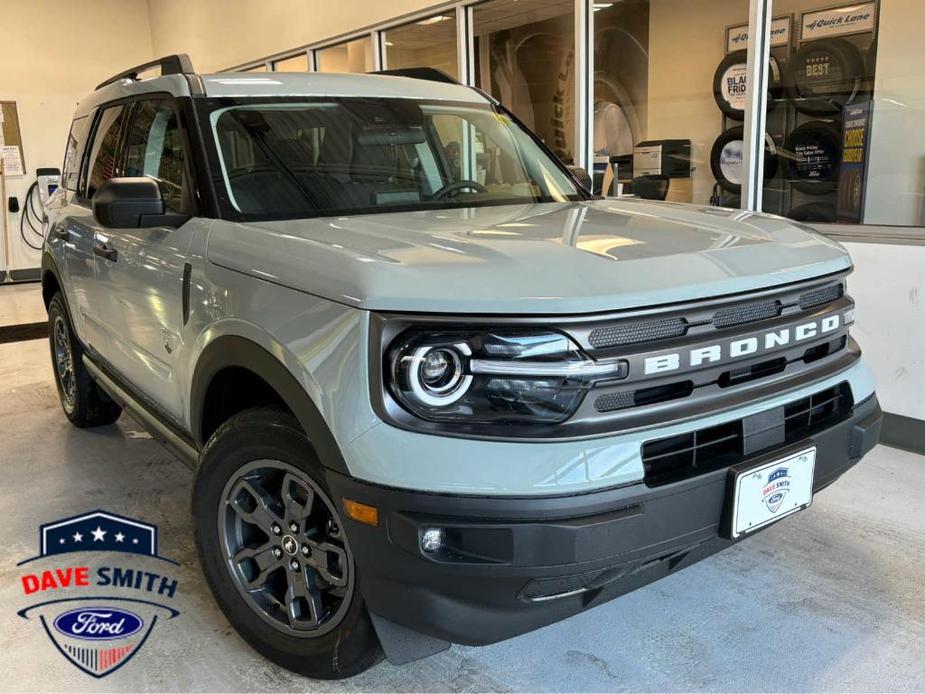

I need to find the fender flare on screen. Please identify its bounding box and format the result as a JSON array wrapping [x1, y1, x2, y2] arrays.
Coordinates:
[[190, 335, 349, 474]]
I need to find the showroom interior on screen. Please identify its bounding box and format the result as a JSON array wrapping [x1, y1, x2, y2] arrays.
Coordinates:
[[0, 0, 922, 691]]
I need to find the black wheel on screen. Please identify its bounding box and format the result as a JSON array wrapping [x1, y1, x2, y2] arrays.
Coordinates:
[[783, 120, 842, 194], [787, 38, 864, 115], [710, 126, 778, 194], [193, 407, 382, 679], [47, 292, 122, 427], [713, 50, 782, 120]]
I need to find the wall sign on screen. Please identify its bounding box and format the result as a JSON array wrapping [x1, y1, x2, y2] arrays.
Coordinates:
[[726, 16, 791, 53], [0, 101, 25, 177], [800, 2, 876, 41], [837, 101, 872, 222]]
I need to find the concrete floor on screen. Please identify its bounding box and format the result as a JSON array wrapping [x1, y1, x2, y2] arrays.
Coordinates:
[[1, 330, 924, 691], [0, 282, 45, 327]]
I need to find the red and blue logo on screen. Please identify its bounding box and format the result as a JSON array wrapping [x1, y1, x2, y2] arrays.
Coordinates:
[[15, 510, 181, 678], [762, 467, 792, 513]]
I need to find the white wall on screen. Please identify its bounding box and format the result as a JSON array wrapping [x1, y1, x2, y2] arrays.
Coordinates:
[[145, 0, 446, 72], [0, 0, 153, 273], [842, 241, 925, 420]]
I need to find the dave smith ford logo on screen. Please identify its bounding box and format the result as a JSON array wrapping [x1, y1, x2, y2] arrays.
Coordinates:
[[762, 467, 792, 513], [15, 510, 180, 678]]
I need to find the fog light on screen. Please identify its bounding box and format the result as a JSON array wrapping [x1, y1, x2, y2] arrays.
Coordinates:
[[843, 307, 855, 325], [420, 528, 445, 553]]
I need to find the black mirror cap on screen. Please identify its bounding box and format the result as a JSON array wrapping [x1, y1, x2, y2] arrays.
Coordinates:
[[567, 165, 593, 194], [93, 177, 165, 229]]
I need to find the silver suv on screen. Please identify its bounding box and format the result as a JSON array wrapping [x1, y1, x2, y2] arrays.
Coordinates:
[[43, 54, 881, 679]]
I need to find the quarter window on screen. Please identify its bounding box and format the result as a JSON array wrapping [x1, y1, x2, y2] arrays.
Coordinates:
[[61, 116, 88, 192]]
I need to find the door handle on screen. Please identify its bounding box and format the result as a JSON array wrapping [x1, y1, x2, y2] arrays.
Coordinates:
[[94, 242, 118, 262]]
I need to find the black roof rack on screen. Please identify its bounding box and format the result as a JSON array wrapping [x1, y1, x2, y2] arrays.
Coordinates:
[[96, 54, 195, 91], [370, 67, 458, 85]]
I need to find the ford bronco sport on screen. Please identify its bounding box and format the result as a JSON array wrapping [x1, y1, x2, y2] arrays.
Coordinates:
[[42, 55, 881, 678]]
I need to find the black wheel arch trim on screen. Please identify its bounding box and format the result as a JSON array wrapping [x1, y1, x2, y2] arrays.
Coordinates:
[[190, 335, 348, 473]]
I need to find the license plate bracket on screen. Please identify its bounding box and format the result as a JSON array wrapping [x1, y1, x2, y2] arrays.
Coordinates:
[[723, 446, 817, 539]]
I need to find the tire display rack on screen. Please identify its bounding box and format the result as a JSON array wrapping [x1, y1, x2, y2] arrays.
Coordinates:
[[711, 4, 879, 222]]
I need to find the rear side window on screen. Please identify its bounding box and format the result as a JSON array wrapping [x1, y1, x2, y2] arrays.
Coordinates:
[[61, 116, 88, 192], [83, 104, 126, 199], [124, 99, 189, 213]]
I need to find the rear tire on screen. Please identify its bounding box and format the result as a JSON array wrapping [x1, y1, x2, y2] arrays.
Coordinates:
[[192, 407, 382, 679], [47, 292, 122, 427]]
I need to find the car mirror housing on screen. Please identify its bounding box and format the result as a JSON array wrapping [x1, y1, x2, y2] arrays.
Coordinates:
[[92, 177, 188, 229]]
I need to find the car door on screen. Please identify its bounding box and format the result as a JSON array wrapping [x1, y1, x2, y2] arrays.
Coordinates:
[[55, 104, 127, 353], [92, 97, 196, 421]]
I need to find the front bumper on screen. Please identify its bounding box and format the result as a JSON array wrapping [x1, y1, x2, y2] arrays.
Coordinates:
[[327, 393, 881, 647]]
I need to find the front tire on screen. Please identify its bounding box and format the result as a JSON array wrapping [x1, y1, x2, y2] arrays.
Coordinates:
[[192, 407, 382, 679], [47, 292, 122, 427]]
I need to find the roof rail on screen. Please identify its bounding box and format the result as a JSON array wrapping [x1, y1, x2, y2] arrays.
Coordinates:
[[370, 67, 458, 85], [96, 53, 195, 91]]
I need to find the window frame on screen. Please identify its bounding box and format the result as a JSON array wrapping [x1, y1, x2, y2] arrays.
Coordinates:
[[74, 92, 201, 217]]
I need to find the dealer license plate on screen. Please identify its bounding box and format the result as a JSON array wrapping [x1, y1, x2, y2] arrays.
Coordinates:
[[729, 447, 816, 539]]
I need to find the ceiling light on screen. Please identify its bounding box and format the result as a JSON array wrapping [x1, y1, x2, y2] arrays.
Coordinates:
[[417, 15, 451, 25]]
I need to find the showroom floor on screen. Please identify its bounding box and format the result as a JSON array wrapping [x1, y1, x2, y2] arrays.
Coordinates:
[[0, 283, 923, 692]]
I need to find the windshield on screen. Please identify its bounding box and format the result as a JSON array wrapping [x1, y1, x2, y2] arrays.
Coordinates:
[[205, 97, 583, 219]]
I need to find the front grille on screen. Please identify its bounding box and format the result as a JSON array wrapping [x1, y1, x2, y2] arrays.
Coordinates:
[[640, 382, 852, 487], [799, 283, 844, 310], [712, 299, 782, 329], [589, 318, 687, 348]]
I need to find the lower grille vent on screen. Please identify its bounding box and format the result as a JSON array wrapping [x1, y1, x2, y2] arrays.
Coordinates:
[[641, 383, 852, 487]]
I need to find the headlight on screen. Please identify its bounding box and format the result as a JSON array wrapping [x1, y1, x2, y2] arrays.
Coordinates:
[[387, 329, 627, 425]]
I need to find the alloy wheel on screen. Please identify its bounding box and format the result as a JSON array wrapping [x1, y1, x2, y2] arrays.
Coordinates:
[[53, 315, 76, 412], [219, 460, 354, 637]]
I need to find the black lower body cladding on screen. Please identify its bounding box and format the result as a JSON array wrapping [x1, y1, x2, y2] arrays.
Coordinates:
[[785, 120, 842, 194], [327, 393, 880, 647]]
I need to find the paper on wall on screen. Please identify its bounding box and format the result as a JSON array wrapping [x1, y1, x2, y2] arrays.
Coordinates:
[[1, 145, 24, 176]]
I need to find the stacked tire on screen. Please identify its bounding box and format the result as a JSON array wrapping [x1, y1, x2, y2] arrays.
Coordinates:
[[710, 126, 778, 195], [713, 50, 783, 120], [787, 37, 865, 115]]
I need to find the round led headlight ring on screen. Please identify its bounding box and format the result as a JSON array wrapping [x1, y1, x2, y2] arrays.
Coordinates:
[[407, 343, 473, 407]]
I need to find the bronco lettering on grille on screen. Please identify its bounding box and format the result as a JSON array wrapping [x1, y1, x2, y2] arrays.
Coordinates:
[[644, 314, 842, 375]]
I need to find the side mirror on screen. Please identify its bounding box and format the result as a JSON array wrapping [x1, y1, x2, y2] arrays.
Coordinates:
[[567, 165, 593, 194], [92, 177, 187, 229]]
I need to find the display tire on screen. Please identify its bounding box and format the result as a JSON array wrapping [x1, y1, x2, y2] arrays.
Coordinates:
[[192, 406, 382, 679], [710, 126, 778, 194], [787, 37, 864, 115], [47, 292, 122, 427], [784, 119, 842, 194], [713, 50, 782, 120], [788, 202, 837, 223]]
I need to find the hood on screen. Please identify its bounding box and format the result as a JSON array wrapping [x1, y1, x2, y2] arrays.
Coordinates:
[[206, 199, 851, 315]]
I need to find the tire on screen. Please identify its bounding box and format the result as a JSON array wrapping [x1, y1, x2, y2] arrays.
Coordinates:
[[788, 38, 864, 115], [710, 126, 779, 194], [47, 292, 122, 427], [783, 120, 842, 194], [192, 407, 382, 679], [788, 202, 836, 223], [713, 50, 782, 120]]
